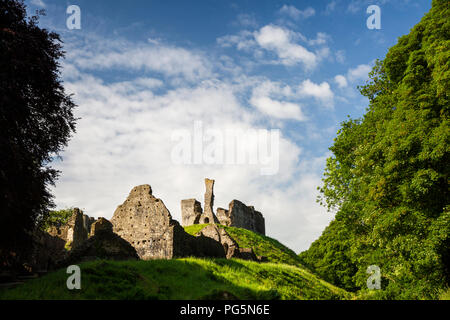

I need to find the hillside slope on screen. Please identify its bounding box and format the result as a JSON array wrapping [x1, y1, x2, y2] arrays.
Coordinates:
[[184, 224, 304, 267], [0, 258, 350, 300]]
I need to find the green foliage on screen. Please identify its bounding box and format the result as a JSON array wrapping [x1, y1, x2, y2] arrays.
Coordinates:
[[0, 258, 351, 300], [64, 241, 72, 251], [0, 0, 77, 261], [301, 1, 449, 299], [439, 287, 450, 300], [40, 208, 73, 231], [183, 224, 304, 267], [183, 224, 209, 236]]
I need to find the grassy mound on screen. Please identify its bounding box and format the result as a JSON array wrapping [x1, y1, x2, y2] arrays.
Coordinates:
[[184, 224, 304, 267], [183, 223, 210, 236], [0, 258, 350, 300]]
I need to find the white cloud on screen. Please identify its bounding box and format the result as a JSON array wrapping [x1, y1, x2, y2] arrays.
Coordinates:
[[315, 47, 331, 61], [218, 22, 332, 69], [335, 50, 346, 63], [250, 96, 306, 121], [217, 30, 258, 52], [251, 79, 293, 98], [54, 69, 327, 251], [334, 75, 348, 88], [49, 32, 337, 253], [234, 13, 258, 28], [279, 5, 316, 20], [324, 1, 337, 15], [298, 79, 334, 107], [254, 25, 317, 68], [332, 64, 372, 92], [308, 32, 330, 46], [347, 64, 372, 82], [346, 0, 391, 14], [347, 2, 361, 13], [30, 0, 46, 7], [249, 80, 306, 121], [69, 42, 212, 82]]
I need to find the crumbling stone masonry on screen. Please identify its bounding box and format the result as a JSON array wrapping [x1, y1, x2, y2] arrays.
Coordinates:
[[28, 181, 267, 270], [62, 218, 139, 266], [181, 199, 202, 226], [111, 185, 225, 260], [197, 224, 259, 261], [31, 209, 102, 271], [217, 200, 265, 235], [203, 179, 220, 224], [47, 208, 93, 250], [181, 179, 220, 225]]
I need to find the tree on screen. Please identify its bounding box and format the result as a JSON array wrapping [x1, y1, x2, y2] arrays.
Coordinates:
[[40, 208, 74, 231], [300, 0, 449, 299], [0, 0, 77, 266]]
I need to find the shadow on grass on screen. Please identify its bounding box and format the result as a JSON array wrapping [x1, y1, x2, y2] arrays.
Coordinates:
[[0, 258, 282, 300]]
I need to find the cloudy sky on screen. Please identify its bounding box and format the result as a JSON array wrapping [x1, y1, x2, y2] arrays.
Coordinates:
[[27, 0, 431, 252]]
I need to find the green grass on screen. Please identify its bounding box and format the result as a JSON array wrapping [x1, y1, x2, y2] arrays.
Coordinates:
[[184, 224, 304, 267], [0, 225, 351, 300], [439, 288, 450, 300], [0, 258, 351, 300], [183, 223, 209, 236], [223, 226, 304, 266]]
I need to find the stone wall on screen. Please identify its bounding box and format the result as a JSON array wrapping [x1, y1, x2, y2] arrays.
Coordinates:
[[181, 179, 266, 236], [62, 217, 139, 266], [111, 184, 224, 260], [47, 208, 92, 250], [202, 179, 219, 224], [111, 185, 174, 259], [216, 208, 230, 226], [29, 229, 67, 272], [30, 208, 94, 271], [28, 182, 267, 269], [181, 199, 202, 226], [196, 224, 260, 261], [217, 200, 265, 235]]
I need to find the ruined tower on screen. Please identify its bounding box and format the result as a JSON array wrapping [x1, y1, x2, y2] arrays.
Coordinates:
[[202, 178, 220, 224], [181, 178, 219, 226], [180, 179, 265, 235]]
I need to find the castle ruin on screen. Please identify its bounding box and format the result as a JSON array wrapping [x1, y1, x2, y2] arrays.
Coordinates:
[[181, 178, 265, 235], [29, 178, 266, 271], [110, 184, 225, 260]]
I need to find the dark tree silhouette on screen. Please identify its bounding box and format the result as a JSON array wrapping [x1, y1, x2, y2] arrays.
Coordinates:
[[0, 0, 76, 267]]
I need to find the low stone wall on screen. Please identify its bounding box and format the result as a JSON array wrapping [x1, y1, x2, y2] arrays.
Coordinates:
[[62, 218, 139, 266]]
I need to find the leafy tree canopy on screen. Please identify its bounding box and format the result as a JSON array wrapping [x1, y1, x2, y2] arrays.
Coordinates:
[[40, 208, 74, 231], [0, 0, 76, 263], [300, 0, 449, 299]]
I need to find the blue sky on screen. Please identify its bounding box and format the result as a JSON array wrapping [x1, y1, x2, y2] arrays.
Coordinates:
[[26, 0, 432, 252]]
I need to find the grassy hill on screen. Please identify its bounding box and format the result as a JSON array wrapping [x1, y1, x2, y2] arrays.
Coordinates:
[[184, 224, 304, 267], [0, 225, 351, 300], [0, 258, 350, 300]]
